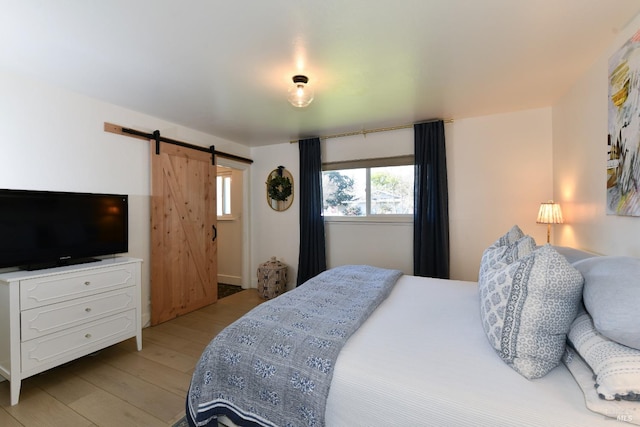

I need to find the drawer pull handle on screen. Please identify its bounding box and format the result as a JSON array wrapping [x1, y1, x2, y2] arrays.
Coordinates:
[[84, 281, 91, 286], [85, 333, 92, 339], [85, 307, 92, 313]]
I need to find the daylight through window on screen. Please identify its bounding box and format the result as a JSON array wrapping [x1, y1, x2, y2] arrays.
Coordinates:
[[322, 157, 414, 217], [217, 174, 232, 216]]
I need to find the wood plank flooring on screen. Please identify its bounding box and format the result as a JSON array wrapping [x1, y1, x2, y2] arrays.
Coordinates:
[[0, 289, 264, 427]]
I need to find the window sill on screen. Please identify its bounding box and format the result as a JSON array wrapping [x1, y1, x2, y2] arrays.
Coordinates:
[[323, 216, 412, 225], [217, 215, 239, 221]]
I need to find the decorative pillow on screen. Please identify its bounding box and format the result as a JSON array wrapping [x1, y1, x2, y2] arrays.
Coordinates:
[[563, 346, 640, 423], [551, 246, 597, 265], [479, 244, 584, 379], [493, 224, 525, 247], [573, 256, 640, 350], [478, 235, 536, 285], [478, 224, 525, 279], [568, 310, 640, 401]]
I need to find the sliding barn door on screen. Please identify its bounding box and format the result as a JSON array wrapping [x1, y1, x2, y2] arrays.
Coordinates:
[[150, 142, 217, 325]]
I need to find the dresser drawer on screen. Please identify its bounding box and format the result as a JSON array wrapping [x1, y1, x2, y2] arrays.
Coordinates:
[[21, 309, 137, 373], [20, 263, 137, 310], [21, 287, 136, 341]]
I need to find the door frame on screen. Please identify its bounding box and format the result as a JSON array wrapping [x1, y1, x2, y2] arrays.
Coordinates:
[[217, 156, 252, 289]]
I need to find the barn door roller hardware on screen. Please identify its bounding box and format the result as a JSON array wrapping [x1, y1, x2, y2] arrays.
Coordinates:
[[104, 122, 253, 165]]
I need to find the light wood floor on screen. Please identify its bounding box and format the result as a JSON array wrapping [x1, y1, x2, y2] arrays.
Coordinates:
[[0, 289, 264, 427]]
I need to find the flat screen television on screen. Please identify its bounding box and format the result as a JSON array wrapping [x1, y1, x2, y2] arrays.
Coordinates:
[[0, 189, 128, 270]]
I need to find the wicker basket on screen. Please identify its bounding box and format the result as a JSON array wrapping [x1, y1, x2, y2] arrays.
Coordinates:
[[257, 257, 288, 299]]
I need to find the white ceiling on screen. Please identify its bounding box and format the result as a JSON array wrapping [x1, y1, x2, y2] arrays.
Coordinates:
[[2, 1, 640, 147]]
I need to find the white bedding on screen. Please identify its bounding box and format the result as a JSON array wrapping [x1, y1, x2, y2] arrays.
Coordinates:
[[324, 275, 620, 427]]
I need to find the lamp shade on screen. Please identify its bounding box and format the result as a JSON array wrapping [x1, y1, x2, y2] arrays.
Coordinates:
[[287, 75, 314, 108], [536, 201, 564, 224]]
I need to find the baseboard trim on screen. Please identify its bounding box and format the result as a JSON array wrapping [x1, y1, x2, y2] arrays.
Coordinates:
[[218, 274, 242, 286]]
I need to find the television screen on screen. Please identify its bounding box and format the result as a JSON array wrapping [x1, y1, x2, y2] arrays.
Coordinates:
[[0, 189, 128, 270]]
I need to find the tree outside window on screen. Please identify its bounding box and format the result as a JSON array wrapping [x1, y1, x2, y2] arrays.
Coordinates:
[[322, 164, 413, 217]]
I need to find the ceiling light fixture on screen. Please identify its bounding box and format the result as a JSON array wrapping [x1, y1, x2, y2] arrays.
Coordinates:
[[287, 75, 314, 108]]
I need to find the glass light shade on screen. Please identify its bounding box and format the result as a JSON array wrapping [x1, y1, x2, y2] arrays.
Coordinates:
[[287, 75, 314, 108], [536, 201, 564, 224]]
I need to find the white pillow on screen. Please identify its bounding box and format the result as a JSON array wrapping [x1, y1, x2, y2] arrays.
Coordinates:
[[573, 256, 640, 350], [479, 244, 584, 379], [563, 346, 640, 420], [568, 310, 640, 401]]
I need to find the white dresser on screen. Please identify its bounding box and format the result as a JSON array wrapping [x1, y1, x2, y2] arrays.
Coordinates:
[[0, 257, 142, 405]]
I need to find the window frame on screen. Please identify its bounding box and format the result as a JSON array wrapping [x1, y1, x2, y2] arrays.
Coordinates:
[[216, 170, 234, 220], [322, 155, 414, 223]]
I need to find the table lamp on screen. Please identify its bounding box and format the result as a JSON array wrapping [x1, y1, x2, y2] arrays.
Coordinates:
[[536, 200, 563, 243]]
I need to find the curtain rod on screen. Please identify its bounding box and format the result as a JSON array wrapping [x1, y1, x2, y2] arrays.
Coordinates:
[[289, 118, 453, 143]]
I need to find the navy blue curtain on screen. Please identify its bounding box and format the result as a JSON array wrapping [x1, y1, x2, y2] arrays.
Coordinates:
[[414, 121, 450, 278], [297, 137, 327, 285]]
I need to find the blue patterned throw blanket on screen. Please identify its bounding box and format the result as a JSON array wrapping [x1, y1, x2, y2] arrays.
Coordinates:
[[186, 265, 402, 427]]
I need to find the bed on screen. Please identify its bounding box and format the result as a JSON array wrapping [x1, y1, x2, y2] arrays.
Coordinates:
[[186, 228, 640, 426]]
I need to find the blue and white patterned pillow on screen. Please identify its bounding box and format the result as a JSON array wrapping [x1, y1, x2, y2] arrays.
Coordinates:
[[478, 225, 525, 282], [494, 224, 525, 247], [478, 234, 536, 285], [479, 244, 584, 379]]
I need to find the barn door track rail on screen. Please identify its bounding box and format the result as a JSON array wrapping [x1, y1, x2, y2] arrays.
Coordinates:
[[104, 122, 253, 165]]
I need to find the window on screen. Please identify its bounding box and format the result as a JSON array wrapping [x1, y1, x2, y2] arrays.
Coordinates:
[[322, 156, 414, 218], [217, 173, 232, 216]]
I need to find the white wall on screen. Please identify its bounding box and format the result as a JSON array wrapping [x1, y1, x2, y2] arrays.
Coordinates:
[[0, 70, 250, 326], [448, 108, 553, 280], [250, 143, 300, 287], [553, 13, 640, 258], [250, 109, 553, 283]]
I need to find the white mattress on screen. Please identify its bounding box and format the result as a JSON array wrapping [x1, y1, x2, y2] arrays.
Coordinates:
[[324, 275, 619, 427]]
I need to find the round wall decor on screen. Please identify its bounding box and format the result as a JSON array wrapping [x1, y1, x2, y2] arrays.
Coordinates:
[[266, 166, 294, 211]]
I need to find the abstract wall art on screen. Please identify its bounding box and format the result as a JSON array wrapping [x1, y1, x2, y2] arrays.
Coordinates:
[[608, 28, 640, 216]]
